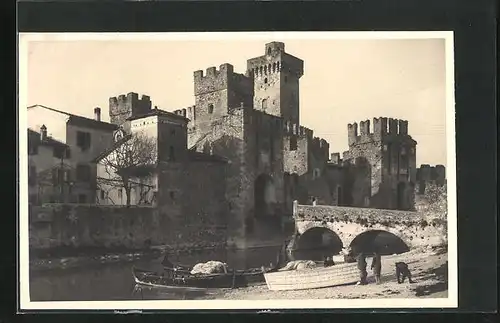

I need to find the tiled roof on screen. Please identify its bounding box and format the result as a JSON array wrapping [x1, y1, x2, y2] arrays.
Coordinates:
[[28, 129, 69, 149], [126, 108, 188, 122], [27, 104, 118, 132]]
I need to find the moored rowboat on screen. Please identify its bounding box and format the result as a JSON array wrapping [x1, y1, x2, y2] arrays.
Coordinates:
[[264, 261, 360, 291], [264, 253, 412, 291]]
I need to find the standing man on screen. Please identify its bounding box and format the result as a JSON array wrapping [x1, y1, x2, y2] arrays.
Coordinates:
[[356, 252, 368, 285], [371, 251, 382, 284]]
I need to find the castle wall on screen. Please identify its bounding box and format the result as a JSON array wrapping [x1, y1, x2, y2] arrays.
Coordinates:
[[109, 92, 152, 127], [344, 117, 417, 210], [416, 164, 446, 194], [29, 204, 227, 250]]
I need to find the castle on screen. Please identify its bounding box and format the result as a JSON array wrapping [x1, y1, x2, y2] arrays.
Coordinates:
[[93, 42, 421, 246]]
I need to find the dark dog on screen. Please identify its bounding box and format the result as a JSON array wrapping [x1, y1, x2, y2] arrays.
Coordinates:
[[395, 262, 414, 283]]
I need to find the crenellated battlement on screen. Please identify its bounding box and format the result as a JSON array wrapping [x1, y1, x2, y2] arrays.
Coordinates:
[[193, 63, 253, 98], [247, 42, 304, 79], [311, 136, 330, 161], [416, 164, 446, 184], [109, 92, 151, 108], [173, 108, 187, 118], [109, 92, 152, 126], [282, 120, 312, 138], [348, 117, 410, 146]]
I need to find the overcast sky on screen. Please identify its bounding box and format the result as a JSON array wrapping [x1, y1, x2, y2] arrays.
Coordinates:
[[26, 36, 449, 167]]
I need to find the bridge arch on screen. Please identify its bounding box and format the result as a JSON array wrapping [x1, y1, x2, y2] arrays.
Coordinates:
[[254, 173, 276, 217], [293, 227, 343, 261], [348, 229, 410, 255]]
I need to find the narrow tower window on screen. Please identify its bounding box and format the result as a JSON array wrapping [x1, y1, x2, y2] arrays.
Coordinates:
[[208, 104, 214, 114], [290, 136, 298, 151], [169, 146, 175, 161], [267, 47, 272, 55]]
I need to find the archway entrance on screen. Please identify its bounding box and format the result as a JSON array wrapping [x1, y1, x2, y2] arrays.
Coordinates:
[[254, 174, 276, 218], [349, 230, 409, 256], [293, 227, 343, 261]]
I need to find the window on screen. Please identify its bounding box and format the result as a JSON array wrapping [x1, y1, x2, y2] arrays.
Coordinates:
[[169, 191, 175, 200], [262, 99, 268, 110], [76, 131, 91, 151], [264, 78, 268, 84], [171, 128, 176, 136], [63, 170, 70, 182], [100, 190, 105, 199], [53, 146, 68, 159], [208, 104, 214, 114], [267, 47, 272, 55], [76, 164, 91, 182], [28, 166, 37, 186], [169, 146, 176, 161], [51, 169, 58, 185], [78, 194, 87, 203], [386, 143, 392, 174], [289, 136, 298, 151]]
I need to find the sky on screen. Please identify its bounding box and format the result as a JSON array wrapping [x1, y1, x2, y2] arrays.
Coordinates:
[[26, 34, 449, 167]]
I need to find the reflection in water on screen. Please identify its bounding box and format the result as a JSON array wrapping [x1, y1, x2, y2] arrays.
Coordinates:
[[30, 246, 281, 301]]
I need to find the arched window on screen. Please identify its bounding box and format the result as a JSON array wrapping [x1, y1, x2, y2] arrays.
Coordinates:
[[208, 104, 214, 114], [267, 47, 272, 55]]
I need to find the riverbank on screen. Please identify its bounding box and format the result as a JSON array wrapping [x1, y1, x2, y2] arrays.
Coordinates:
[[205, 246, 448, 300], [28, 243, 280, 272]]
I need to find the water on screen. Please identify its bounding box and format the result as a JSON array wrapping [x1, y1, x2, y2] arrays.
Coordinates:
[[30, 246, 282, 301]]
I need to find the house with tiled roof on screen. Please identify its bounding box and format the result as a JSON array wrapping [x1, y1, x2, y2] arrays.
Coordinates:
[[27, 105, 118, 204]]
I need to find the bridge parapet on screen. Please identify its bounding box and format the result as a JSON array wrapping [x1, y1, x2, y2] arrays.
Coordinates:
[[291, 202, 447, 248], [294, 204, 424, 226]]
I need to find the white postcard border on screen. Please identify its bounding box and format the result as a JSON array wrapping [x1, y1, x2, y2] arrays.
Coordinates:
[[18, 31, 457, 310]]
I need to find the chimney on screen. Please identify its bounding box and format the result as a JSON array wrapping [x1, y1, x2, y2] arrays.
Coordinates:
[[40, 125, 47, 141], [94, 107, 101, 121]]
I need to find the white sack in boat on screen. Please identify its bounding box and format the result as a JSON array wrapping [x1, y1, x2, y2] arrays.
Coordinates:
[[190, 261, 228, 274], [279, 260, 316, 271]]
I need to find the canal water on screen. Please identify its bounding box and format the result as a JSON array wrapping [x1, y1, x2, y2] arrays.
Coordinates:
[[29, 245, 284, 301]]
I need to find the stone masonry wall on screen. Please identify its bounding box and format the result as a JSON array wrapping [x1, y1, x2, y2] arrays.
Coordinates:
[[29, 204, 227, 250]]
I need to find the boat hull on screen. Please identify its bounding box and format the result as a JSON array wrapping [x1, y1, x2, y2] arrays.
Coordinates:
[[132, 265, 277, 290], [264, 262, 359, 291]]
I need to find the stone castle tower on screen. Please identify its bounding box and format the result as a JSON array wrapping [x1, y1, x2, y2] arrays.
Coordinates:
[[343, 117, 417, 210], [246, 42, 304, 125]]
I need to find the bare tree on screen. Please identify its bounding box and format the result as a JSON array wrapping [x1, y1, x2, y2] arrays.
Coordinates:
[[97, 132, 158, 206]]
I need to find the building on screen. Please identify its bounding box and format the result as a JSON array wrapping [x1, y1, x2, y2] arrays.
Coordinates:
[[416, 164, 446, 194], [95, 41, 419, 246], [27, 105, 118, 204]]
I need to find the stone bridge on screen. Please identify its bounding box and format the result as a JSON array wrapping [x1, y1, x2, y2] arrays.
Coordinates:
[[290, 201, 447, 255]]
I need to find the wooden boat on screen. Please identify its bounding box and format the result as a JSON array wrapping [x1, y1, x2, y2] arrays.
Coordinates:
[[264, 253, 411, 291], [132, 262, 279, 290], [264, 261, 360, 291]]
